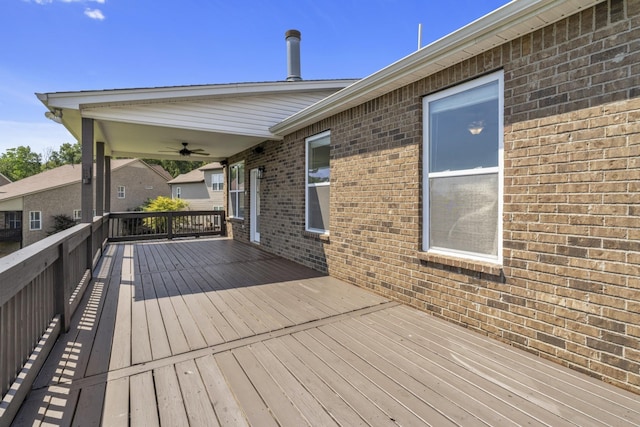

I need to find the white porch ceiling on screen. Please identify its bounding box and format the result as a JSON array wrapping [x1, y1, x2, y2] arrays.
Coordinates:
[[38, 80, 356, 162]]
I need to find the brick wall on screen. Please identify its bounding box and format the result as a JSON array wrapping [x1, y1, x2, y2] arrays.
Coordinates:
[[110, 162, 171, 212], [23, 184, 81, 246], [231, 0, 640, 394]]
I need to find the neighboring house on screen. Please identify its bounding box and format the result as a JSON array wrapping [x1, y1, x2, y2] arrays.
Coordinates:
[[0, 172, 11, 186], [35, 0, 640, 395], [0, 159, 170, 252], [168, 162, 225, 210]]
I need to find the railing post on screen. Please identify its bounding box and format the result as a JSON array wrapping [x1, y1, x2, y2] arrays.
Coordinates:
[[54, 240, 70, 332], [221, 213, 227, 236], [87, 223, 94, 275]]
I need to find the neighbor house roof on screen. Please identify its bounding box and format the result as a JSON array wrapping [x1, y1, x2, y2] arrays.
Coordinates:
[[270, 0, 602, 135], [0, 159, 166, 201], [149, 164, 173, 181], [0, 172, 11, 186], [198, 162, 223, 171], [167, 162, 222, 185]]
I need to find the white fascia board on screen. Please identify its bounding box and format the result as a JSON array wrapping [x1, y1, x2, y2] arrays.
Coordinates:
[[36, 80, 357, 111], [270, 0, 602, 136]]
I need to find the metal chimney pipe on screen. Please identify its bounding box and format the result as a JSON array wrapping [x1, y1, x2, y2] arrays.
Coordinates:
[[285, 29, 302, 81]]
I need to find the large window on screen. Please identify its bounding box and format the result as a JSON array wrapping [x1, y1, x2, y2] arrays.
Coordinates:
[[29, 211, 42, 231], [306, 131, 330, 234], [175, 187, 181, 199], [211, 173, 224, 191], [423, 71, 503, 262], [229, 162, 245, 219]]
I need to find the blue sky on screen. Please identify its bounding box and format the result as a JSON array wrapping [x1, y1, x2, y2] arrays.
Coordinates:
[[1, 0, 511, 157]]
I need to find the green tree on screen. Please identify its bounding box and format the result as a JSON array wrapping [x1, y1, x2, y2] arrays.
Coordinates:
[[47, 214, 77, 235], [142, 196, 189, 232], [143, 159, 205, 178], [43, 142, 81, 170], [0, 146, 42, 181], [143, 196, 188, 212]]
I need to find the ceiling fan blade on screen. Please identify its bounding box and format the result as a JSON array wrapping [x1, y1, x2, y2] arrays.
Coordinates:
[[191, 152, 211, 156]]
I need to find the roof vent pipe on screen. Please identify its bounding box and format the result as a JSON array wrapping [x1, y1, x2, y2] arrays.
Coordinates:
[[285, 29, 302, 81]]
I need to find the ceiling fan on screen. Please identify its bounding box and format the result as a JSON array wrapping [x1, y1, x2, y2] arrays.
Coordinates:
[[159, 142, 210, 157]]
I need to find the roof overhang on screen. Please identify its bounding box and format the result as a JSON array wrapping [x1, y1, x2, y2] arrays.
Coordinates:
[[37, 80, 356, 161], [270, 0, 602, 136]]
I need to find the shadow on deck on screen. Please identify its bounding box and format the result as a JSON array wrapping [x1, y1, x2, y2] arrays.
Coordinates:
[[13, 238, 640, 426]]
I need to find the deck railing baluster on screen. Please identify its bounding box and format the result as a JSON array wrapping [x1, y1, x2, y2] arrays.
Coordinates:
[[0, 215, 105, 426], [107, 210, 226, 242]]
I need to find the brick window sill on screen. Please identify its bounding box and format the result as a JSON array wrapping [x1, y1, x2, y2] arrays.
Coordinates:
[[417, 251, 503, 279], [302, 230, 330, 242]]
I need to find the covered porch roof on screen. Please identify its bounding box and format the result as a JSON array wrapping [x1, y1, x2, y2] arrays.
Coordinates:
[[36, 79, 356, 162]]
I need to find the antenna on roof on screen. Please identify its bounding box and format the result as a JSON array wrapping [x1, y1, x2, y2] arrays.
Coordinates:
[[418, 23, 423, 50]]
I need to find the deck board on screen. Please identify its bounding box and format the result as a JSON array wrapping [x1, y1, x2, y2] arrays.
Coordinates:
[[153, 365, 189, 427], [194, 354, 249, 427], [11, 237, 640, 426], [232, 346, 311, 426], [174, 359, 219, 427], [348, 311, 576, 426]]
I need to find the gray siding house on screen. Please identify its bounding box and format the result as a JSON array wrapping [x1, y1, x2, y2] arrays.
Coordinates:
[[168, 162, 225, 210]]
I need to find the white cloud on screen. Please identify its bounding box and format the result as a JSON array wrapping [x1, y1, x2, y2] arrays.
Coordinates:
[[84, 8, 105, 20], [27, 0, 108, 15]]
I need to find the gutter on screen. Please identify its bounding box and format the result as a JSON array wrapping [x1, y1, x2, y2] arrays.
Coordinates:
[[270, 0, 602, 136]]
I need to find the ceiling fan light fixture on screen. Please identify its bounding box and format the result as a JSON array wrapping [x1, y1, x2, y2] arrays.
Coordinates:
[[158, 142, 210, 157], [468, 120, 484, 135]]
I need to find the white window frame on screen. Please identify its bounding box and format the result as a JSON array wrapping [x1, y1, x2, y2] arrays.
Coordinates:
[[117, 185, 126, 199], [228, 162, 245, 219], [305, 130, 331, 234], [211, 173, 224, 191], [175, 187, 181, 199], [6, 212, 21, 229], [422, 71, 504, 264], [29, 211, 42, 231], [73, 210, 82, 221]]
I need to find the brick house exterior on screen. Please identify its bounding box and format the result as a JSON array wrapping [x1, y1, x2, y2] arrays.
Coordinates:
[[226, 0, 640, 394], [0, 159, 171, 250]]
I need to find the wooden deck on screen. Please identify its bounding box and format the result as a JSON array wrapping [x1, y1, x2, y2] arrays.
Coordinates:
[[13, 238, 640, 426]]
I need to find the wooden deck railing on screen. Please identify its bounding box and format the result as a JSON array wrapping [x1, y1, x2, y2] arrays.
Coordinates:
[[108, 210, 226, 242], [0, 215, 108, 426], [0, 210, 224, 425]]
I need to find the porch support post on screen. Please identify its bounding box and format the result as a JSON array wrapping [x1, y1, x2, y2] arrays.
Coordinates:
[[96, 141, 104, 216], [105, 156, 111, 212], [81, 117, 94, 224]]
